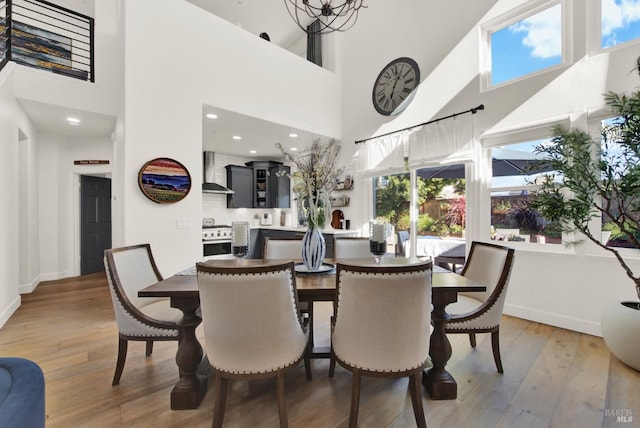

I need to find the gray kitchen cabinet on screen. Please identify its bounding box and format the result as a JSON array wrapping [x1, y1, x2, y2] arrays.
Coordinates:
[[225, 165, 253, 208], [225, 162, 291, 209], [269, 164, 290, 208], [245, 161, 290, 209]]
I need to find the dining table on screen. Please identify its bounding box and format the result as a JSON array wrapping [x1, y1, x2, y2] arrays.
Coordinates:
[[138, 257, 486, 410]]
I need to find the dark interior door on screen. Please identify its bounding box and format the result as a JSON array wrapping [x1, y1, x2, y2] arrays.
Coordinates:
[[81, 175, 112, 275]]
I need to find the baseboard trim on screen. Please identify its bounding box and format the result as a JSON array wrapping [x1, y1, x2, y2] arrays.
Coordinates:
[[18, 274, 41, 294], [40, 271, 71, 282], [0, 295, 21, 330], [504, 303, 602, 337]]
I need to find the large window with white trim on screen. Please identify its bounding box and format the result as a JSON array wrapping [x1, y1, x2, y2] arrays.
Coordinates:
[[601, 0, 640, 49], [488, 140, 563, 244], [485, 1, 565, 87]]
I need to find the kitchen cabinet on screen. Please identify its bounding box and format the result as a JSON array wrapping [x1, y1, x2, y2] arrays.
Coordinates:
[[245, 161, 290, 209], [225, 165, 253, 208], [269, 163, 290, 208]]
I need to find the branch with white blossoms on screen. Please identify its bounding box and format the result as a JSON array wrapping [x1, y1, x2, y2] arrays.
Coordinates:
[[277, 138, 344, 228]]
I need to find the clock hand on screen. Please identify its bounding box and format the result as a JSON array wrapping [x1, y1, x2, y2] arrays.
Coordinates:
[[390, 65, 405, 99]]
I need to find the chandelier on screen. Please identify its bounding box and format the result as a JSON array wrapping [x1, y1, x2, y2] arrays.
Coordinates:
[[284, 0, 367, 35]]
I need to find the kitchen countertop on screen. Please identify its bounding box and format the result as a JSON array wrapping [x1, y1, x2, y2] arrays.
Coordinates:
[[251, 225, 357, 235]]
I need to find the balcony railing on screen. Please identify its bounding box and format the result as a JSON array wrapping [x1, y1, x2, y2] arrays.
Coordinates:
[[0, 0, 94, 82]]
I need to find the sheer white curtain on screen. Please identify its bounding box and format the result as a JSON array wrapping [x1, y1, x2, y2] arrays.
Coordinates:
[[357, 131, 409, 179], [407, 114, 476, 168], [357, 113, 478, 256]]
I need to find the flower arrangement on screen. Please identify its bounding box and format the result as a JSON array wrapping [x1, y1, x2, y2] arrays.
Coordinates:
[[277, 138, 344, 228]]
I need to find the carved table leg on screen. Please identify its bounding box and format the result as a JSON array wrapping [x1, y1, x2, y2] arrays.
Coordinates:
[[170, 296, 207, 410], [423, 290, 457, 400]]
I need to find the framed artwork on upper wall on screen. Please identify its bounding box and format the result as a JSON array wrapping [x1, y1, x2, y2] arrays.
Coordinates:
[[138, 157, 191, 204]]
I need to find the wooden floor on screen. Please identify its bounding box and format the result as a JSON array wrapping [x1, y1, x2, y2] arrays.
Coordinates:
[[0, 272, 638, 428]]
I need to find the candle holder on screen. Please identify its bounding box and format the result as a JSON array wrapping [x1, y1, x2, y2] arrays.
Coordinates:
[[231, 222, 250, 258], [369, 221, 389, 264]]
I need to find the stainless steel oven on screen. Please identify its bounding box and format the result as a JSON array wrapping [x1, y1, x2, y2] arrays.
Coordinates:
[[202, 225, 232, 258]]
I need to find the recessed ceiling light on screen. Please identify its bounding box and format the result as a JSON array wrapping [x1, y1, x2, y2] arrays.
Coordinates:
[[290, 147, 298, 151], [289, 133, 298, 138], [206, 113, 218, 119], [232, 136, 242, 140], [67, 117, 80, 125], [249, 150, 257, 154]]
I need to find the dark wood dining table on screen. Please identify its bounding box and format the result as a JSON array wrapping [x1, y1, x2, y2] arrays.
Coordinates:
[[138, 258, 485, 410]]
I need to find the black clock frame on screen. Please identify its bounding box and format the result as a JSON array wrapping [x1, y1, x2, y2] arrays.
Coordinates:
[[372, 57, 420, 116]]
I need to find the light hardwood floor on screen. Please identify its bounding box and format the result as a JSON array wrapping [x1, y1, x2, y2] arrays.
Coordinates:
[[0, 272, 638, 427]]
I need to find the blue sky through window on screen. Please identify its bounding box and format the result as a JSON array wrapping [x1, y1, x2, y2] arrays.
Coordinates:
[[601, 0, 640, 48], [491, 4, 562, 86]]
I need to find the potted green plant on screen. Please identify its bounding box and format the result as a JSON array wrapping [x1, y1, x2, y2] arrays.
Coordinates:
[[528, 61, 640, 371]]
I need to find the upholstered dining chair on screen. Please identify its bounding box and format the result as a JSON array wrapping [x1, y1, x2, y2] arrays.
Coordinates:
[[333, 237, 372, 259], [196, 261, 310, 428], [329, 261, 432, 428], [263, 235, 311, 318], [444, 241, 515, 373], [263, 236, 303, 260], [103, 244, 181, 385]]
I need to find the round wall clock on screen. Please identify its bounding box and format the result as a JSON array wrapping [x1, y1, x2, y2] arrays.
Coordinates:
[[372, 57, 420, 116], [138, 157, 191, 204]]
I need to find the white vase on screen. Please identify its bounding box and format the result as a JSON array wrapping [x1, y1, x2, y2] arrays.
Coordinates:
[[302, 226, 325, 270], [601, 301, 640, 371]]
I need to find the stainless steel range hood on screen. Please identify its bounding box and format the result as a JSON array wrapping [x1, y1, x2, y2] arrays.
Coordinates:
[[202, 152, 234, 194]]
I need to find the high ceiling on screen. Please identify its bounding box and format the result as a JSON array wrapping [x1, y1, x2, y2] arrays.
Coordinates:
[[19, 0, 316, 159], [186, 0, 311, 50]]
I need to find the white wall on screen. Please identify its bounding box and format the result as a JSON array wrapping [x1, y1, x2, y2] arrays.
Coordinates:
[[0, 67, 21, 327], [336, 0, 640, 335], [0, 64, 41, 327], [37, 135, 113, 281], [120, 0, 342, 276]]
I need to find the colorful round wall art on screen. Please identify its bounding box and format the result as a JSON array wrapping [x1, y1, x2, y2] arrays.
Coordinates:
[[138, 157, 191, 204]]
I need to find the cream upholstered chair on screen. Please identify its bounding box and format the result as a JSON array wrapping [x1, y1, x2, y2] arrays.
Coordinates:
[[104, 244, 181, 385], [329, 261, 432, 428], [263, 236, 303, 260], [263, 236, 310, 322], [444, 241, 515, 373], [333, 237, 372, 259], [196, 261, 310, 428]]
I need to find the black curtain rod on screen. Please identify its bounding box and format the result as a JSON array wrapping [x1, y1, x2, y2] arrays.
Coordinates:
[[354, 104, 485, 144]]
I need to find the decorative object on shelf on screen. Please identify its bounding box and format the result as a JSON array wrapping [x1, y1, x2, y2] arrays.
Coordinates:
[[231, 222, 250, 258], [372, 57, 420, 116], [138, 158, 191, 204], [334, 174, 353, 191], [284, 0, 367, 35], [277, 138, 344, 270], [331, 196, 350, 207], [331, 209, 344, 229], [528, 57, 640, 372]]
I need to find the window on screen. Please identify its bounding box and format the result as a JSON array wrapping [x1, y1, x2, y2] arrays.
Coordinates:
[[489, 140, 562, 244], [601, 0, 640, 49], [373, 173, 465, 237], [486, 2, 563, 87], [599, 117, 640, 249]]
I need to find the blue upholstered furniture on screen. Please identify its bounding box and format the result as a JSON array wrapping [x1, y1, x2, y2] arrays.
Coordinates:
[[0, 357, 45, 428]]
